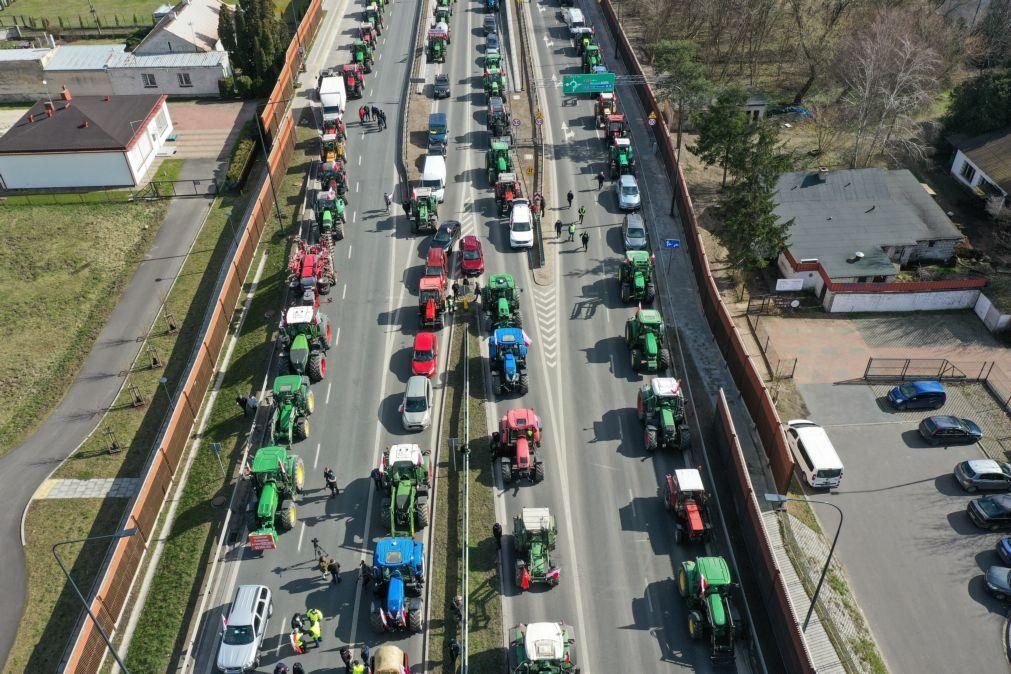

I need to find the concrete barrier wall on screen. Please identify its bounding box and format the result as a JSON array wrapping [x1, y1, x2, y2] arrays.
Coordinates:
[[826, 287, 981, 312]]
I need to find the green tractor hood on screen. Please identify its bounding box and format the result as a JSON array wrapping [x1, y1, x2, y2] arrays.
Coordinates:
[[277, 402, 294, 438], [497, 296, 511, 320], [708, 592, 728, 628], [643, 331, 659, 358], [257, 482, 279, 524], [633, 271, 646, 293], [659, 407, 677, 435], [290, 333, 309, 372]]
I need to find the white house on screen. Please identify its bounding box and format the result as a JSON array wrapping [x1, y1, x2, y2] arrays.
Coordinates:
[[0, 90, 173, 189], [950, 127, 1011, 203]]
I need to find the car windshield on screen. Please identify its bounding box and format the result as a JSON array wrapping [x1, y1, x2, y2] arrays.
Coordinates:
[[415, 349, 435, 362], [463, 248, 480, 260], [405, 396, 428, 413], [512, 220, 531, 232], [420, 178, 441, 189], [979, 499, 1008, 517], [922, 418, 937, 432], [627, 226, 645, 239], [222, 625, 254, 646], [425, 265, 443, 276], [898, 383, 918, 397], [436, 75, 448, 84], [816, 468, 842, 479], [434, 230, 451, 244], [621, 185, 639, 196]]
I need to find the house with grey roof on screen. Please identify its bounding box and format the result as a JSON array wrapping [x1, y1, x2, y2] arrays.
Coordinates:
[[950, 127, 1011, 203], [776, 168, 964, 288]]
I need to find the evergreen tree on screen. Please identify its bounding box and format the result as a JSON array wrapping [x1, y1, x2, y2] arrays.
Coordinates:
[[943, 69, 1011, 137], [689, 87, 750, 187], [716, 175, 793, 270], [219, 0, 287, 96]]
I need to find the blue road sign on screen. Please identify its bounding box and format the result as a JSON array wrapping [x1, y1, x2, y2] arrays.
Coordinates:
[[664, 238, 681, 249]]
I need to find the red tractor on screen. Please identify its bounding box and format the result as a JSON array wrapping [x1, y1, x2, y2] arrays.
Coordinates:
[[418, 276, 448, 330], [604, 113, 630, 147], [422, 247, 448, 291], [287, 240, 336, 305], [322, 118, 346, 142], [662, 468, 713, 545], [492, 409, 544, 484], [341, 64, 366, 98]]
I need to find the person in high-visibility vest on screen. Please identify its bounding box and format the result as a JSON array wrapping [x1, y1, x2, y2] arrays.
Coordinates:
[[352, 660, 366, 674]]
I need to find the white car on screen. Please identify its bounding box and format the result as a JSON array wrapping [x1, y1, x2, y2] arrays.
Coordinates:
[[509, 199, 534, 248], [615, 174, 641, 211], [400, 376, 433, 432]]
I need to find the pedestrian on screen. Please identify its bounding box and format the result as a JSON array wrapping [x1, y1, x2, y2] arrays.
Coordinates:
[[371, 105, 381, 122], [340, 645, 353, 672], [328, 558, 341, 584], [318, 555, 329, 580], [323, 466, 339, 497], [567, 222, 576, 242], [311, 537, 324, 560], [274, 662, 289, 674], [474, 280, 481, 297], [555, 219, 562, 238], [380, 109, 388, 130], [651, 139, 658, 155], [596, 171, 605, 190], [235, 395, 247, 413], [359, 105, 367, 124], [451, 595, 463, 621], [352, 660, 365, 674], [402, 200, 412, 217], [566, 190, 574, 208], [361, 643, 371, 667], [538, 193, 546, 214], [449, 639, 461, 666], [292, 663, 305, 674], [370, 467, 383, 490], [492, 522, 503, 549], [577, 205, 586, 225], [359, 560, 372, 589], [452, 281, 460, 298], [384, 191, 393, 212], [581, 231, 589, 251], [291, 613, 305, 631]]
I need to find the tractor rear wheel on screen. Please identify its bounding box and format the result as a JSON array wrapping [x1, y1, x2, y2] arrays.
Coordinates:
[[335, 223, 345, 240], [305, 390, 315, 415], [659, 348, 671, 371], [370, 611, 386, 633], [319, 279, 331, 295], [292, 456, 306, 494], [416, 504, 430, 529], [295, 416, 309, 441], [687, 611, 705, 640], [502, 462, 513, 483], [533, 462, 544, 483], [645, 428, 657, 452], [631, 349, 642, 372], [620, 282, 630, 303], [677, 568, 689, 597], [408, 605, 424, 633], [279, 500, 296, 531], [308, 353, 325, 382]]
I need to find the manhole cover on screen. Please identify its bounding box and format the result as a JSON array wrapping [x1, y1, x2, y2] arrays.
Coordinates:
[[212, 496, 227, 507]]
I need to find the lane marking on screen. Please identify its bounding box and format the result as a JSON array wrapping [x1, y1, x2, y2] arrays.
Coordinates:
[[297, 521, 306, 552], [325, 382, 332, 405], [313, 442, 321, 469], [342, 282, 348, 300], [348, 245, 353, 259], [336, 327, 341, 346], [353, 210, 358, 223]]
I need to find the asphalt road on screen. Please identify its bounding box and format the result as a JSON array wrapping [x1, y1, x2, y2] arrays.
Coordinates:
[[800, 382, 1011, 674], [189, 0, 445, 670]]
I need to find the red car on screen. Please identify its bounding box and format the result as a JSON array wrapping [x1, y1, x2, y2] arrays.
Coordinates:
[[411, 332, 439, 377], [459, 235, 484, 276]]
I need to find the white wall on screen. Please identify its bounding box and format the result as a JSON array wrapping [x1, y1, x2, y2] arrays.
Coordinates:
[[108, 63, 227, 97], [777, 252, 821, 291], [0, 151, 132, 188], [126, 103, 174, 182], [824, 288, 981, 312], [974, 292, 1011, 334]]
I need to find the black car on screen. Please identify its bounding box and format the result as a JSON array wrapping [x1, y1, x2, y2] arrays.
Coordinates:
[[433, 73, 451, 99], [486, 32, 500, 52], [919, 415, 983, 445], [483, 15, 497, 35], [968, 494, 1011, 531], [431, 220, 460, 252]]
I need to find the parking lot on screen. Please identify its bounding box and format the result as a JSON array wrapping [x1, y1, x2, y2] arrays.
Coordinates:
[[799, 381, 1011, 674]]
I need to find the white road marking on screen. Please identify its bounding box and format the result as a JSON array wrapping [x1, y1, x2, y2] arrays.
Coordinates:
[[359, 156, 362, 166], [352, 210, 357, 223], [335, 327, 341, 346], [629, 489, 636, 516], [355, 181, 360, 192], [313, 442, 321, 469], [342, 282, 348, 300], [297, 521, 306, 552], [325, 382, 332, 405], [274, 617, 287, 655], [348, 245, 353, 259], [369, 88, 374, 97]]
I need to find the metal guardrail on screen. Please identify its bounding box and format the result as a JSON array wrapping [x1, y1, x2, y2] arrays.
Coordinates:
[[512, 0, 545, 268]]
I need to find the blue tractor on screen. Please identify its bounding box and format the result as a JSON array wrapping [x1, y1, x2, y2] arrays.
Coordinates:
[[489, 327, 529, 396], [370, 537, 425, 634]]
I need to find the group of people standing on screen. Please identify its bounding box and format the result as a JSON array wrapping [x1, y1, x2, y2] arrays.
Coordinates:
[[358, 104, 388, 130]]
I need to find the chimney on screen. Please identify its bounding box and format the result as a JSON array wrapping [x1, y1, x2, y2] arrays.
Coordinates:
[[46, 109, 53, 118], [60, 85, 72, 101], [80, 120, 89, 129], [44, 101, 54, 114], [846, 251, 865, 264], [27, 114, 34, 123], [817, 166, 829, 182]]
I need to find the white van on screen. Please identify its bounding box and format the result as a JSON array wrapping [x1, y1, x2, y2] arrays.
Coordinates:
[[216, 584, 272, 673], [786, 420, 843, 489], [420, 155, 446, 202], [564, 8, 586, 36]]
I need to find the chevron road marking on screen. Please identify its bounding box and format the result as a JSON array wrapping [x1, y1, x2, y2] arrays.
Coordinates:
[[530, 285, 559, 367]]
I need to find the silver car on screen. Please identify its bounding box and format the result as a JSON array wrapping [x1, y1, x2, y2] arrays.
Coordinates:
[[622, 212, 647, 250], [615, 174, 641, 211], [216, 585, 271, 673], [954, 459, 1011, 492], [400, 375, 433, 431]]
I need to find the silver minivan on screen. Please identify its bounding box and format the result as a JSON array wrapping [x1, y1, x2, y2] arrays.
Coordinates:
[[622, 212, 647, 250], [216, 585, 272, 673], [400, 375, 434, 431]]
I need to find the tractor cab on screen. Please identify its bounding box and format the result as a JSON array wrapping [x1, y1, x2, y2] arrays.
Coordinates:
[[489, 328, 530, 397], [617, 250, 655, 304], [351, 40, 374, 71], [637, 377, 690, 450], [595, 92, 616, 128], [322, 118, 347, 142], [410, 186, 439, 234], [483, 66, 505, 97], [678, 556, 745, 664], [319, 162, 348, 197], [434, 5, 451, 24], [279, 305, 331, 382], [487, 96, 511, 137], [418, 276, 447, 330], [605, 114, 630, 146], [513, 507, 559, 590], [663, 469, 712, 544], [370, 537, 425, 634], [319, 134, 346, 164], [426, 27, 449, 63], [365, 5, 383, 33], [507, 622, 577, 672], [493, 408, 542, 482], [341, 64, 366, 96], [581, 43, 602, 72], [572, 26, 595, 55], [494, 172, 522, 216], [486, 139, 513, 184], [247, 445, 305, 551], [359, 21, 377, 43], [314, 187, 348, 240], [609, 137, 636, 178], [269, 374, 314, 445], [482, 272, 522, 329], [625, 308, 668, 373]]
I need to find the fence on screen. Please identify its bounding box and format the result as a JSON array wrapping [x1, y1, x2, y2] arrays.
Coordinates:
[[0, 14, 153, 30], [862, 356, 1011, 413], [0, 178, 218, 206], [746, 313, 797, 380]]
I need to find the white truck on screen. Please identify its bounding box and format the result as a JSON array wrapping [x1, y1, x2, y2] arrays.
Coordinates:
[[317, 70, 347, 123]]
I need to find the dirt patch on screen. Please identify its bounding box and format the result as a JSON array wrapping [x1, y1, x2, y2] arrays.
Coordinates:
[[407, 91, 431, 184]]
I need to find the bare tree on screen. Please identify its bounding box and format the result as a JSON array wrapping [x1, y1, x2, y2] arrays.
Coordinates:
[[788, 0, 866, 104], [836, 9, 942, 167]]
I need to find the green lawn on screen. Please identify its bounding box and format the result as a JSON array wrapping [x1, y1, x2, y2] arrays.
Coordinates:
[[0, 0, 158, 27], [0, 159, 182, 458]]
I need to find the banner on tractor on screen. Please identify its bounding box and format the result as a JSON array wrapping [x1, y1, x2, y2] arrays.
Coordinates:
[[249, 532, 278, 551]]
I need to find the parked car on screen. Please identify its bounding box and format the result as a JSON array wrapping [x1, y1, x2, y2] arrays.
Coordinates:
[[431, 220, 460, 252], [968, 494, 1011, 531], [411, 332, 439, 378], [954, 459, 1011, 492], [433, 73, 451, 99], [887, 380, 946, 410], [919, 416, 983, 445], [483, 15, 497, 35], [615, 174, 641, 211], [486, 32, 500, 52], [985, 565, 1011, 600], [997, 536, 1011, 565], [459, 235, 485, 276], [785, 419, 844, 489], [400, 375, 433, 431], [216, 585, 272, 673], [622, 212, 647, 250], [509, 199, 534, 249]]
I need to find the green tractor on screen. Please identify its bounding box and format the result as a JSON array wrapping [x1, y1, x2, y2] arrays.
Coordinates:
[[434, 5, 451, 24], [314, 189, 348, 240], [617, 250, 655, 304], [378, 444, 431, 537], [573, 28, 594, 56], [484, 50, 501, 71], [351, 40, 374, 71], [427, 28, 449, 62], [507, 622, 578, 673], [410, 186, 439, 234], [269, 375, 314, 445], [637, 377, 690, 451], [487, 96, 511, 138], [483, 66, 505, 97], [247, 445, 305, 551], [513, 507, 560, 590], [678, 556, 747, 664], [486, 139, 512, 184], [582, 44, 602, 73], [609, 137, 636, 178], [278, 305, 331, 382], [624, 307, 669, 373], [482, 272, 522, 330], [365, 4, 383, 34]]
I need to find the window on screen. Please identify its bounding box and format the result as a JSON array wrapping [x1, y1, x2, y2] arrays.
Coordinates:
[[796, 441, 814, 472], [142, 73, 157, 88], [177, 72, 192, 88], [960, 161, 976, 183]]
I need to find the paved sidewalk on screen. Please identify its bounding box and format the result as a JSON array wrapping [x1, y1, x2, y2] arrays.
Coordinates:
[[0, 156, 219, 663], [38, 478, 141, 500]]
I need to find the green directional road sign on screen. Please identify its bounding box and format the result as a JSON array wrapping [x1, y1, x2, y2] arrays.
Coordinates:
[[562, 72, 615, 94]]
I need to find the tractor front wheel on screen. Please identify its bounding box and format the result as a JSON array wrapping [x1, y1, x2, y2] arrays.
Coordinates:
[[415, 504, 430, 529], [636, 393, 646, 422], [306, 390, 316, 415], [308, 353, 326, 382], [674, 525, 683, 544], [687, 611, 705, 640], [677, 567, 689, 597], [645, 283, 655, 303], [408, 605, 424, 633], [533, 462, 544, 483], [624, 322, 634, 344], [319, 279, 331, 295], [279, 500, 296, 531], [645, 428, 657, 452], [631, 349, 642, 372], [620, 282, 630, 303]]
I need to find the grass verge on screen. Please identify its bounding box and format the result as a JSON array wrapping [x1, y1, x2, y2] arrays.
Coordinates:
[[0, 159, 183, 457], [0, 0, 157, 27], [122, 123, 315, 673]]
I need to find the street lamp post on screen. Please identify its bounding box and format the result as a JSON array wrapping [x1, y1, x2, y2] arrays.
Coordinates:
[[765, 493, 844, 632], [53, 529, 139, 673]]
